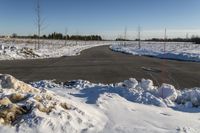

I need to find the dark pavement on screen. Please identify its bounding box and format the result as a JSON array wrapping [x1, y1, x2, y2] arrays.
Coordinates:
[[0, 45, 199, 89]]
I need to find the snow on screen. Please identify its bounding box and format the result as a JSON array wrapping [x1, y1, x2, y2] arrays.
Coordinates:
[[110, 41, 200, 62], [176, 88, 200, 107], [2, 39, 200, 62], [98, 93, 200, 133], [0, 74, 107, 133], [0, 39, 112, 60], [158, 83, 178, 101], [0, 74, 200, 133]]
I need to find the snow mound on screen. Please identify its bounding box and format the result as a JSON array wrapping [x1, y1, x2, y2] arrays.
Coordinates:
[[123, 78, 138, 88], [32, 78, 200, 108], [0, 74, 39, 93], [140, 79, 156, 91], [116, 79, 173, 107], [176, 88, 200, 107], [158, 83, 178, 101], [120, 79, 200, 108], [29, 78, 200, 132], [40, 78, 200, 108], [0, 74, 107, 133], [19, 47, 40, 58]]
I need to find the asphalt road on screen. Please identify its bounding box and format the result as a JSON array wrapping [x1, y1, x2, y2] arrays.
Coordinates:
[[0, 45, 200, 89]]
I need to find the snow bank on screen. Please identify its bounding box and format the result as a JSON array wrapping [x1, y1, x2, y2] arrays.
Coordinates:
[[110, 42, 200, 62], [31, 78, 200, 133], [0, 39, 112, 60], [118, 78, 200, 107], [32, 78, 200, 108]]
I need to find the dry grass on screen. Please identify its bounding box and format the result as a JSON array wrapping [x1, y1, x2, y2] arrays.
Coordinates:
[[0, 98, 28, 124], [0, 74, 70, 125]]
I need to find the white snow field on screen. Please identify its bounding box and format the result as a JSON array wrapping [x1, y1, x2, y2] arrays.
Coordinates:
[[0, 74, 200, 133], [110, 41, 200, 62], [0, 38, 112, 60]]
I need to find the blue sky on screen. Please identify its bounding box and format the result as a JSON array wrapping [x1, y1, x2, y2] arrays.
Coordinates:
[[0, 0, 200, 39]]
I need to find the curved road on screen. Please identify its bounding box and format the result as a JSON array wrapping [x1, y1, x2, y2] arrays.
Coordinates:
[[0, 45, 200, 89]]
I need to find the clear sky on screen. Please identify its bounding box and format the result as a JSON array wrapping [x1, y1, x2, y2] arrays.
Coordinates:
[[0, 0, 200, 39]]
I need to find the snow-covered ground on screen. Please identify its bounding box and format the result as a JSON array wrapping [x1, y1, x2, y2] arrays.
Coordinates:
[[2, 39, 200, 62], [0, 38, 112, 60], [110, 41, 200, 62], [0, 74, 200, 133]]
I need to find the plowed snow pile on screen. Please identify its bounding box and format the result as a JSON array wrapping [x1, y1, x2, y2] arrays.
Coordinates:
[[0, 74, 200, 133], [0, 74, 107, 133]]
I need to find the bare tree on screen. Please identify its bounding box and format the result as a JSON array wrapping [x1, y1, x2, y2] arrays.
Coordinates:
[[65, 28, 68, 46], [164, 28, 167, 52], [36, 0, 40, 49], [35, 0, 44, 49], [124, 27, 127, 45], [84, 34, 87, 45], [75, 31, 79, 46], [184, 33, 189, 47], [186, 33, 189, 39], [138, 26, 141, 49]]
